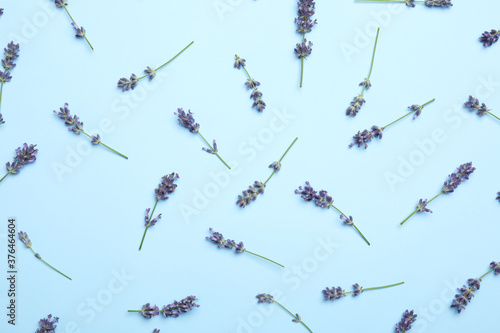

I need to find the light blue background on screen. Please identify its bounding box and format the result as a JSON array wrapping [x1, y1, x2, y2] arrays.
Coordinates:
[[0, 0, 499, 332]]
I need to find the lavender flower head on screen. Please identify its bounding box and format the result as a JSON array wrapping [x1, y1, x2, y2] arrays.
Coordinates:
[[202, 140, 218, 154], [18, 231, 32, 248], [294, 39, 313, 59], [1, 41, 20, 84], [0, 8, 3, 16], [236, 181, 265, 208], [91, 134, 101, 145], [144, 208, 161, 227], [408, 104, 424, 119], [425, 0, 453, 7], [416, 199, 432, 213], [71, 23, 86, 38], [5, 143, 38, 175], [340, 215, 354, 226], [295, 0, 317, 34], [141, 303, 160, 319], [405, 0, 416, 7], [322, 286, 346, 301], [359, 78, 371, 90], [0, 114, 4, 125], [256, 293, 275, 304], [206, 228, 246, 253], [352, 283, 363, 296], [174, 108, 199, 133], [161, 296, 200, 318], [117, 74, 139, 91], [480, 30, 499, 47], [491, 261, 500, 275], [349, 129, 373, 149], [234, 55, 246, 69], [346, 95, 366, 117], [269, 161, 282, 172], [464, 96, 490, 116], [451, 279, 479, 314], [36, 314, 59, 333], [295, 181, 320, 202], [55, 0, 68, 8], [395, 310, 417, 332], [441, 162, 475, 193], [53, 103, 84, 135], [144, 67, 156, 80], [155, 173, 179, 201]]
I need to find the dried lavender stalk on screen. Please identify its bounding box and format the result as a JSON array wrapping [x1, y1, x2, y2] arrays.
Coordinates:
[[54, 0, 93, 50], [323, 282, 404, 301], [395, 310, 417, 332], [0, 41, 20, 112], [234, 55, 266, 112], [295, 0, 317, 88], [1, 143, 38, 185], [256, 294, 313, 332], [464, 96, 500, 121], [128, 296, 200, 319]]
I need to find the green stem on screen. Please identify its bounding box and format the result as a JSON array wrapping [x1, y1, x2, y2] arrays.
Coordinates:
[[198, 132, 231, 170], [139, 200, 158, 251], [0, 171, 11, 183], [479, 268, 494, 280], [263, 137, 299, 186], [400, 192, 442, 225], [244, 250, 284, 268], [360, 27, 380, 95], [263, 170, 275, 186], [274, 300, 313, 333], [63, 5, 93, 51], [300, 33, 305, 88], [487, 111, 500, 121], [30, 248, 72, 280], [329, 203, 370, 245], [127, 310, 142, 313], [345, 281, 404, 294], [0, 80, 4, 109], [138, 41, 194, 80], [384, 98, 436, 130], [82, 131, 128, 159]]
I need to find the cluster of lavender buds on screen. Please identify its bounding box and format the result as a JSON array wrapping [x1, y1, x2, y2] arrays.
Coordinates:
[[36, 314, 59, 333], [349, 99, 435, 149], [54, 103, 128, 159], [0, 41, 20, 112], [236, 138, 298, 208], [0, 113, 4, 125], [174, 108, 231, 169], [464, 95, 500, 121], [395, 310, 417, 333], [0, 8, 3, 16], [153, 330, 160, 333], [128, 296, 200, 319], [234, 55, 266, 112], [357, 0, 452, 7], [18, 231, 72, 280], [497, 192, 500, 202], [1, 143, 38, 185], [117, 41, 193, 91], [295, 0, 317, 88], [480, 29, 499, 47], [206, 228, 284, 267], [139, 173, 179, 251], [295, 181, 370, 245], [256, 294, 313, 333], [346, 28, 380, 117], [451, 261, 499, 313], [54, 0, 93, 50], [322, 282, 404, 301], [401, 162, 475, 225]]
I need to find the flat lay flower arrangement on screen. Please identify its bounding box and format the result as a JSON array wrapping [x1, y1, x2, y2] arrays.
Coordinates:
[[1, 1, 499, 332]]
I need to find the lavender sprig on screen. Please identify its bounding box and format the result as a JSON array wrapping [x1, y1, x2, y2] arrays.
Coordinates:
[[450, 262, 499, 313], [234, 55, 266, 112], [0, 41, 20, 112], [395, 310, 417, 333], [139, 173, 179, 250], [496, 192, 500, 202], [117, 41, 194, 91], [174, 108, 231, 169], [356, 0, 453, 7], [480, 30, 499, 47], [323, 281, 404, 301], [128, 296, 200, 319], [346, 28, 380, 117], [295, 0, 317, 88], [295, 181, 370, 245], [349, 99, 435, 149], [18, 231, 71, 280], [206, 228, 284, 267], [53, 103, 128, 159], [256, 294, 313, 333], [400, 162, 475, 225], [36, 314, 59, 333], [1, 143, 38, 185], [464, 95, 500, 121], [54, 0, 93, 50], [236, 137, 298, 208], [0, 8, 3, 16]]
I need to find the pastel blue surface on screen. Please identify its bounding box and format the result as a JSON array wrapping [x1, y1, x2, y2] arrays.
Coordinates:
[[1, 1, 499, 332]]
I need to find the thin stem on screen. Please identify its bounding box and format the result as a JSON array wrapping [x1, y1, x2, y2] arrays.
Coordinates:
[[382, 111, 414, 130], [198, 132, 231, 170], [30, 248, 72, 280], [300, 33, 305, 88], [63, 5, 93, 51], [329, 203, 370, 245], [479, 268, 494, 280], [421, 98, 436, 108], [155, 41, 194, 72], [0, 80, 4, 109], [360, 27, 380, 95], [244, 250, 284, 268], [139, 200, 158, 251], [264, 137, 299, 185], [0, 171, 11, 183], [401, 192, 442, 225], [274, 300, 313, 333], [264, 170, 275, 185], [487, 111, 500, 121], [346, 281, 404, 294], [127, 310, 142, 313], [82, 131, 128, 159]]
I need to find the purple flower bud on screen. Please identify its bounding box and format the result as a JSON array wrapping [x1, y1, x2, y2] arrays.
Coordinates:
[[35, 253, 41, 259], [129, 74, 139, 90], [36, 314, 59, 333], [55, 0, 68, 8], [256, 293, 274, 304], [490, 261, 500, 274], [408, 104, 424, 119], [464, 95, 490, 116], [316, 190, 333, 208], [236, 181, 265, 208], [346, 95, 366, 117], [235, 242, 245, 253], [349, 129, 373, 149], [468, 278, 481, 290], [425, 0, 453, 7], [155, 173, 179, 201], [359, 78, 371, 90], [296, 1, 317, 34], [234, 55, 246, 69], [250, 89, 263, 100], [416, 199, 432, 213], [352, 283, 363, 296], [206, 228, 227, 248], [405, 0, 416, 7], [322, 286, 346, 301], [202, 140, 218, 154], [0, 8, 3, 16], [71, 23, 86, 37], [292, 313, 302, 323], [294, 39, 313, 59], [245, 78, 260, 90], [141, 303, 160, 319], [174, 108, 200, 133], [340, 215, 354, 226], [0, 113, 4, 125], [252, 99, 266, 112], [145, 208, 161, 227], [269, 161, 282, 172], [18, 231, 32, 248], [371, 125, 383, 139], [117, 77, 132, 91], [497, 192, 500, 202], [0, 70, 12, 82], [395, 310, 417, 332], [144, 66, 156, 80], [153, 330, 160, 333], [14, 143, 38, 165], [442, 162, 475, 193], [91, 134, 101, 145], [480, 30, 499, 47]]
